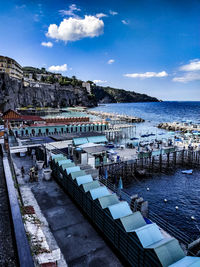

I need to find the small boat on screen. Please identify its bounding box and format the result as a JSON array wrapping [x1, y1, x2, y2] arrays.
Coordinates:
[[135, 169, 147, 177], [130, 137, 139, 140], [141, 134, 148, 138], [107, 143, 115, 148], [181, 169, 193, 175]]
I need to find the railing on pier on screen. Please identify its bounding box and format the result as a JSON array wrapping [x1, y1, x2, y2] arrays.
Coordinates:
[[97, 148, 200, 183]]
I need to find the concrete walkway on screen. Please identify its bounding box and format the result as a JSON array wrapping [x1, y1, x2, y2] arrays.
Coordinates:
[[12, 154, 122, 267]]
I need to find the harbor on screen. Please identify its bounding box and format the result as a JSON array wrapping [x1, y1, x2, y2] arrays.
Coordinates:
[[1, 102, 200, 266], [1, 1, 200, 264]]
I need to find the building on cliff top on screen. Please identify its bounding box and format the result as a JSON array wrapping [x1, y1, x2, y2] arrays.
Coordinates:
[[0, 55, 23, 80]]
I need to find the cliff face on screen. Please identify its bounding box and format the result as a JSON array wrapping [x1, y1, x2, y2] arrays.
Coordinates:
[[0, 73, 160, 112], [0, 73, 97, 112], [92, 86, 160, 103]]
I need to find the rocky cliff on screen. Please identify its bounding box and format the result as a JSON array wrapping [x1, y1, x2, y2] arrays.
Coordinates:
[[0, 73, 97, 112], [0, 73, 160, 112], [92, 86, 160, 103]]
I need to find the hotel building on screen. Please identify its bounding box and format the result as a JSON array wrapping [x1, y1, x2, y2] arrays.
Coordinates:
[[0, 55, 23, 80]]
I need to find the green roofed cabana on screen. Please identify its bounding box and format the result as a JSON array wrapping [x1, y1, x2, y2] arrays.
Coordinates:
[[130, 223, 185, 266], [80, 181, 100, 193], [52, 154, 63, 159], [89, 186, 110, 200], [58, 159, 71, 166], [146, 238, 185, 267], [135, 223, 163, 247], [73, 137, 88, 146], [169, 256, 200, 267], [66, 166, 80, 175], [61, 162, 75, 170], [87, 135, 108, 143], [96, 194, 119, 209], [70, 170, 86, 179], [54, 156, 67, 163], [75, 175, 93, 186], [119, 212, 146, 232], [108, 202, 132, 220]]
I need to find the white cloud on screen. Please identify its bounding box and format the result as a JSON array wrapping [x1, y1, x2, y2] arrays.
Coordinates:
[[33, 4, 43, 22], [122, 20, 129, 25], [172, 59, 200, 82], [46, 16, 104, 42], [96, 13, 108, 18], [93, 79, 107, 84], [124, 71, 168, 79], [41, 41, 53, 47], [107, 59, 115, 64], [59, 4, 81, 17], [179, 59, 200, 72], [173, 72, 200, 83], [16, 4, 26, 9], [109, 10, 118, 16], [48, 64, 67, 72]]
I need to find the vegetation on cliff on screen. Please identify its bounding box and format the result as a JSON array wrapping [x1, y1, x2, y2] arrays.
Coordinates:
[[92, 86, 159, 103], [22, 67, 160, 103]]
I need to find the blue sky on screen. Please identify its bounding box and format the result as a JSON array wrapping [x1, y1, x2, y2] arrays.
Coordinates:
[[0, 0, 200, 100]]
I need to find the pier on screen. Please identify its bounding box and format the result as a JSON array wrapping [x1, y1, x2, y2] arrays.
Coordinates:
[[98, 148, 200, 185], [86, 110, 145, 123], [158, 122, 200, 133]]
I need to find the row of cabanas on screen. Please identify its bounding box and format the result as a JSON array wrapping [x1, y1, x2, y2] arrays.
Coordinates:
[[51, 153, 200, 267], [12, 123, 108, 137]]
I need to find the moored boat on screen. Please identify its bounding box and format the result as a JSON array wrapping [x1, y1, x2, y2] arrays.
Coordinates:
[[182, 169, 193, 175]]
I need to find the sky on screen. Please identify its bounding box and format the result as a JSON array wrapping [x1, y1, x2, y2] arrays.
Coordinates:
[[0, 0, 200, 101]]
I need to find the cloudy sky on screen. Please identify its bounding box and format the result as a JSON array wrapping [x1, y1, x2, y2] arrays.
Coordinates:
[[0, 0, 200, 100]]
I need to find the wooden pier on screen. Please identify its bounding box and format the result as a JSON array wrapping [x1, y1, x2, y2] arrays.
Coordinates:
[[98, 148, 200, 185], [102, 123, 136, 142]]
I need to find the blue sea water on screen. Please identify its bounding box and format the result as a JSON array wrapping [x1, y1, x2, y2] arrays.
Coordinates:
[[92, 101, 200, 124], [92, 102, 200, 241]]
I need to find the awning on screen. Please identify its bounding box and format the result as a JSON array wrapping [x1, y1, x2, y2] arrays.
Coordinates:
[[73, 137, 88, 146], [87, 136, 107, 143]]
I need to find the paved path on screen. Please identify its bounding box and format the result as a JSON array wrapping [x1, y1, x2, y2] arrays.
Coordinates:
[[31, 182, 122, 267]]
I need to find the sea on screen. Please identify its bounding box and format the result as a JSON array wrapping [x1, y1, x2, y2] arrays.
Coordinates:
[[91, 101, 200, 241]]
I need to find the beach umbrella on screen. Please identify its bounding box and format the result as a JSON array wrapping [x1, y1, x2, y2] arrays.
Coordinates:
[[118, 177, 123, 190], [104, 168, 108, 179]]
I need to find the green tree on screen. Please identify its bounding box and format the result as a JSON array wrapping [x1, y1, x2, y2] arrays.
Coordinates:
[[41, 76, 45, 82], [41, 67, 46, 73], [32, 72, 37, 81]]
